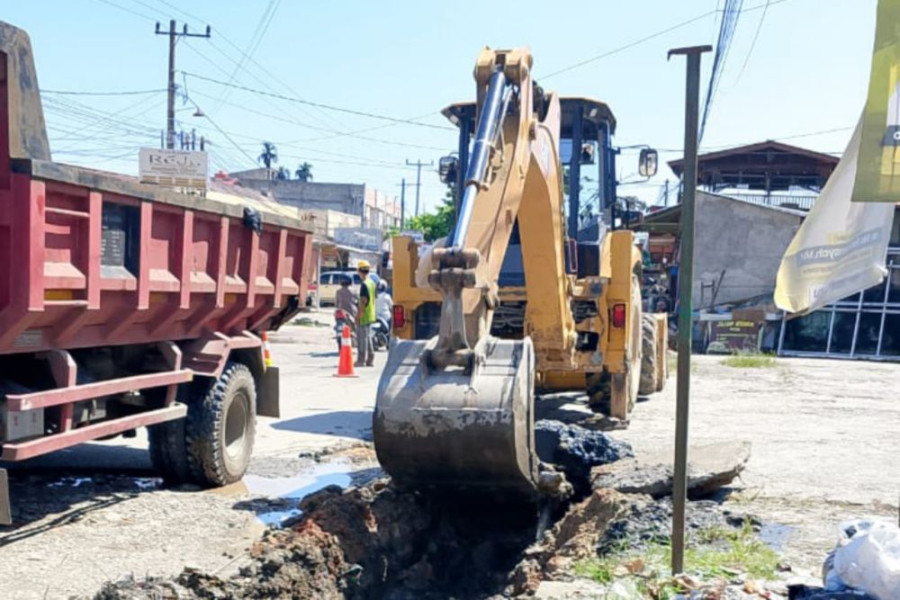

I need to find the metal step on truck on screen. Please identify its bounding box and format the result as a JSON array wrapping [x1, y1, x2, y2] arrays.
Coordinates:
[[0, 21, 314, 523]]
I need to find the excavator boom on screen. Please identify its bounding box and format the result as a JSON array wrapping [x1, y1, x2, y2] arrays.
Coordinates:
[[374, 49, 576, 496]]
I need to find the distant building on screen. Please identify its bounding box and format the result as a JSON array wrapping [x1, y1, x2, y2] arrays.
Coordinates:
[[647, 140, 900, 361], [642, 191, 806, 309], [230, 169, 401, 231], [668, 140, 839, 211]]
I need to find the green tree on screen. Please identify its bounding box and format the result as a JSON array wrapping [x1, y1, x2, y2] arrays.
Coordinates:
[[258, 141, 278, 169], [406, 192, 455, 241], [294, 162, 313, 182], [275, 166, 290, 181]]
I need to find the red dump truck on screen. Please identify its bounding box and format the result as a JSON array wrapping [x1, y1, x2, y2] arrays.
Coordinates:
[[0, 22, 313, 523]]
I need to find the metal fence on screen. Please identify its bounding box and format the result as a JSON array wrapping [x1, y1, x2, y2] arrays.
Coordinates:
[[724, 192, 818, 211]]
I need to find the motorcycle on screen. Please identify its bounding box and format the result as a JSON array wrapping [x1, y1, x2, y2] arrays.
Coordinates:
[[334, 308, 355, 353], [372, 317, 391, 351]]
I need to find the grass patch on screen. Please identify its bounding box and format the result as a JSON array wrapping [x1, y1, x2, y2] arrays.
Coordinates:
[[720, 353, 777, 369], [575, 522, 779, 596]]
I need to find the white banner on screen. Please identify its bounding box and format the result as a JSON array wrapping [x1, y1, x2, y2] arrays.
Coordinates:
[[775, 119, 894, 314]]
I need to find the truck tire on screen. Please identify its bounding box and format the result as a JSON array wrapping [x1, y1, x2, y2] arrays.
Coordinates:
[[639, 314, 659, 396], [148, 416, 192, 485], [186, 362, 257, 487]]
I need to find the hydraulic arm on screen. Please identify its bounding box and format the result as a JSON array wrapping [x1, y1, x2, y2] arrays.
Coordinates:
[[374, 49, 578, 495]]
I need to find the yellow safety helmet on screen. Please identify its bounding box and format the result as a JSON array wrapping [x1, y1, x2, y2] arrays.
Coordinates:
[[357, 259, 371, 270]]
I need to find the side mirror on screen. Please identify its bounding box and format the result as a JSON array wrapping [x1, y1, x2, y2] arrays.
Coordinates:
[[638, 148, 658, 178], [438, 155, 459, 185]]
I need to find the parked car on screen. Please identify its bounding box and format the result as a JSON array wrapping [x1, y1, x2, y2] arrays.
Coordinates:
[[318, 271, 382, 306]]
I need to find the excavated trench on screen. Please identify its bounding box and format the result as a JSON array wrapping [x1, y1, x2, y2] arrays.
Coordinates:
[[92, 422, 750, 599]]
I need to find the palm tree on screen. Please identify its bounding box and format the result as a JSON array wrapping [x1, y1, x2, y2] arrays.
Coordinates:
[[275, 166, 290, 181], [294, 162, 313, 182], [258, 141, 278, 169]]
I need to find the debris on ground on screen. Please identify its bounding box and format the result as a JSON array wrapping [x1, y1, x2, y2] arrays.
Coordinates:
[[92, 481, 545, 599], [86, 434, 782, 599], [820, 520, 900, 600], [592, 441, 751, 499], [598, 495, 758, 555], [534, 420, 634, 488]]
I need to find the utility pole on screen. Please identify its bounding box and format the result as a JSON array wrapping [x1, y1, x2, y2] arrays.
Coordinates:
[[667, 44, 711, 577], [155, 20, 211, 150], [400, 178, 407, 230], [664, 180, 670, 207], [406, 159, 433, 217]]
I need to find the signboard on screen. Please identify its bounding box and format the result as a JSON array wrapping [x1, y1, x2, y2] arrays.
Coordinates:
[[139, 148, 208, 189], [707, 320, 761, 354], [853, 0, 900, 203], [334, 227, 382, 252], [775, 120, 894, 314]]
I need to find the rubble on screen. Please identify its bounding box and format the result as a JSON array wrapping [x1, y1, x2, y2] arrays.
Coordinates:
[[535, 420, 634, 488], [597, 495, 757, 555], [89, 435, 773, 600], [592, 441, 751, 499]]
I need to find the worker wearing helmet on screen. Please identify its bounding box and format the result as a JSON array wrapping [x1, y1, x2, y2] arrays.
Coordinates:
[[355, 260, 377, 367]]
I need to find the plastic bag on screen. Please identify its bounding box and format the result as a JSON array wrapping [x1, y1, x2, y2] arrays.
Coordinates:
[[829, 519, 900, 600]]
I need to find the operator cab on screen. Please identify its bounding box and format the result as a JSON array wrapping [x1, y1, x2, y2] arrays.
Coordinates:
[[441, 96, 656, 283]]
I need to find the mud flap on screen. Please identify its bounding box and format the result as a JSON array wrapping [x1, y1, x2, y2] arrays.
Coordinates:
[[0, 468, 10, 525], [257, 366, 280, 419]]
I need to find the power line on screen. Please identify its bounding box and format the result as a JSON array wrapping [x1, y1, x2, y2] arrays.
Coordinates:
[[92, 0, 157, 22], [43, 88, 166, 96], [542, 10, 717, 79], [186, 88, 447, 151], [541, 0, 787, 81], [655, 125, 855, 153], [733, 0, 771, 83], [700, 0, 744, 143], [154, 0, 349, 132], [214, 0, 280, 109], [183, 71, 455, 131]]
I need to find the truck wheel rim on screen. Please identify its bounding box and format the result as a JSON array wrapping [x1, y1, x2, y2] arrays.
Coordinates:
[[225, 391, 249, 459]]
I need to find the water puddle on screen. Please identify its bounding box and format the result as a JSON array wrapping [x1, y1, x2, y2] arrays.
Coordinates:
[[242, 461, 353, 527]]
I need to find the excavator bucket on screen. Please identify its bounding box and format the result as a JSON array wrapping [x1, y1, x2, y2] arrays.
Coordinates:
[[374, 337, 540, 496]]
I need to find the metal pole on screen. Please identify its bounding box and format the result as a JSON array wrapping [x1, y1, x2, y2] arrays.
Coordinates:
[[155, 21, 210, 151], [400, 178, 406, 230], [406, 159, 434, 218], [166, 19, 176, 150], [668, 44, 711, 576], [315, 246, 322, 311]]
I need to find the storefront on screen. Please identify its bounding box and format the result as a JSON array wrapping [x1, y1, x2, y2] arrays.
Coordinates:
[[778, 210, 900, 359]]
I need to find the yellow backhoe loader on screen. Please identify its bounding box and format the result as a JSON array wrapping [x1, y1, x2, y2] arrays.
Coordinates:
[[374, 48, 668, 496]]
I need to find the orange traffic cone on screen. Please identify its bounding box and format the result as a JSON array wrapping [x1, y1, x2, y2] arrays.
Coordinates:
[[334, 324, 358, 378]]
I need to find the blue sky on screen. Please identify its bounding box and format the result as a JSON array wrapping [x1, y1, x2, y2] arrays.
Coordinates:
[[4, 0, 875, 211]]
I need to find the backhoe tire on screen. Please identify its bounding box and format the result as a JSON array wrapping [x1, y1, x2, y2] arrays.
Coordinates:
[[639, 314, 659, 397], [148, 415, 192, 485], [186, 362, 257, 487], [587, 373, 610, 415]]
